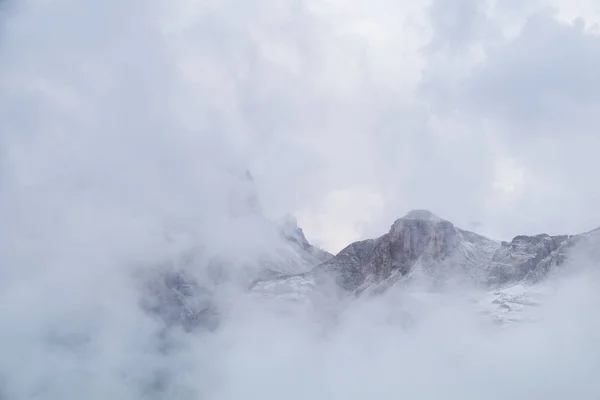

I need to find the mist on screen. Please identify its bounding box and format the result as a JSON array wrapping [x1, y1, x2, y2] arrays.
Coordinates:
[[1, 0, 600, 399]]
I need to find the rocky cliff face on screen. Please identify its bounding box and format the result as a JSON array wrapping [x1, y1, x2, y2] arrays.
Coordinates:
[[487, 234, 569, 286], [312, 210, 499, 293]]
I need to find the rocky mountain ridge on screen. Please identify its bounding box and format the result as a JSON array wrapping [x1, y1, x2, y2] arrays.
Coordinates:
[[253, 210, 600, 308]]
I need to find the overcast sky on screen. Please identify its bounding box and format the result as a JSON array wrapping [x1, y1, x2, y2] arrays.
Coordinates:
[[2, 2, 600, 398], [243, 0, 600, 252], [2, 0, 600, 253]]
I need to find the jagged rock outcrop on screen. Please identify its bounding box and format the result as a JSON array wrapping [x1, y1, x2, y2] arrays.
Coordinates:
[[277, 215, 333, 265], [487, 234, 569, 286]]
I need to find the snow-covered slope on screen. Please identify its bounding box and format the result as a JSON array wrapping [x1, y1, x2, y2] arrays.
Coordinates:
[[476, 282, 549, 326]]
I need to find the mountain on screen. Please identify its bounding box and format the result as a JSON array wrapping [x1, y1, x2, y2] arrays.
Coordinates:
[[142, 171, 332, 332], [312, 210, 499, 293], [277, 214, 333, 264], [140, 160, 599, 329], [487, 234, 569, 285], [254, 210, 499, 297], [252, 210, 600, 324], [142, 219, 332, 333]]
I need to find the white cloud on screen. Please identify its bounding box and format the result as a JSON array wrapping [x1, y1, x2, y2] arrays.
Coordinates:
[[1, 0, 600, 397], [297, 188, 385, 252]]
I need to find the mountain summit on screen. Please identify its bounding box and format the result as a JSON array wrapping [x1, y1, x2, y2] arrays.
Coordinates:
[[402, 209, 444, 222], [313, 210, 498, 293]]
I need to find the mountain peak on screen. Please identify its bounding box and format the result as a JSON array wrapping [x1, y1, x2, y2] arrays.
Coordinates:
[[403, 209, 443, 222], [278, 214, 309, 248]]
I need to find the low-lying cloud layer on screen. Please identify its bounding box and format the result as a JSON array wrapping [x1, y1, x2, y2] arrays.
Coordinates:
[[1, 0, 599, 398]]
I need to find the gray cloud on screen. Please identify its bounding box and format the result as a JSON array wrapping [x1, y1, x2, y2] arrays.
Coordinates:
[[426, 0, 498, 54], [2, 1, 599, 253], [1, 0, 600, 397], [416, 4, 600, 242], [465, 12, 600, 131]]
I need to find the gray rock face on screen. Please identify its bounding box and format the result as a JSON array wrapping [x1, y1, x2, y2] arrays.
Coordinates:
[[487, 234, 569, 286], [312, 211, 499, 293], [141, 269, 219, 333], [487, 227, 600, 286]]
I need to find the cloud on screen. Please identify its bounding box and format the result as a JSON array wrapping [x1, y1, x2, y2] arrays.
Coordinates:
[[416, 4, 600, 242], [426, 0, 498, 54], [1, 0, 600, 398], [464, 13, 600, 131], [1, 0, 598, 254]]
